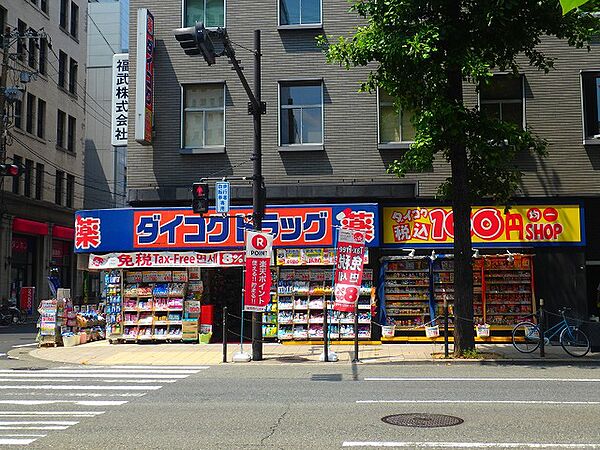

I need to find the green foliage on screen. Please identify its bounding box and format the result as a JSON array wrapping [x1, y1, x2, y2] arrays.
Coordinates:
[[320, 0, 600, 204]]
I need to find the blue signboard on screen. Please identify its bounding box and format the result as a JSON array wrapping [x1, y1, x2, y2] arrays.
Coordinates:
[[215, 181, 230, 214]]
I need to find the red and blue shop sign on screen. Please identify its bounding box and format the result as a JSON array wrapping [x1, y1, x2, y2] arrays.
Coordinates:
[[74, 203, 380, 253]]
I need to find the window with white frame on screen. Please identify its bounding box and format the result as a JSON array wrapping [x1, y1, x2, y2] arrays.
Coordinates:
[[378, 90, 416, 144], [182, 83, 225, 149], [184, 0, 224, 28], [279, 0, 321, 26], [279, 81, 323, 146], [479, 74, 524, 129], [582, 71, 600, 140]]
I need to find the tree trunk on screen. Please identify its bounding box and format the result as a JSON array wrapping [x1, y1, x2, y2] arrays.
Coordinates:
[[447, 67, 475, 355]]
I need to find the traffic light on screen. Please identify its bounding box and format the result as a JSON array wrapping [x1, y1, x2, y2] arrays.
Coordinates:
[[192, 182, 209, 214], [173, 22, 216, 65], [0, 164, 24, 177]]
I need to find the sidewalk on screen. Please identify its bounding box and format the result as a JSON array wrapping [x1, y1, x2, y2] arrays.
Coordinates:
[[14, 340, 600, 366]]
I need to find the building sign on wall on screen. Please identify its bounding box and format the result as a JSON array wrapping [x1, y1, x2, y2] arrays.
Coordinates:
[[74, 204, 379, 253], [134, 9, 154, 145], [111, 53, 129, 146], [88, 251, 245, 269], [382, 204, 584, 247]]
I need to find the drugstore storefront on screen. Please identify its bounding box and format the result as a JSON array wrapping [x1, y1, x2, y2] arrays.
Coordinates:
[[378, 203, 587, 341], [74, 203, 380, 343]]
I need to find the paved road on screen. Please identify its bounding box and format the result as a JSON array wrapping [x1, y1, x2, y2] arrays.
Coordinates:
[[0, 361, 597, 449], [0, 323, 38, 358]]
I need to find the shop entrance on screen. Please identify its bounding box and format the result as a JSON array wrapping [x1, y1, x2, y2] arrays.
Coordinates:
[[202, 267, 243, 342]]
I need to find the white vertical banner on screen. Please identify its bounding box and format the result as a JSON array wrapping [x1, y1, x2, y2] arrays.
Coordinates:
[[111, 53, 129, 146]]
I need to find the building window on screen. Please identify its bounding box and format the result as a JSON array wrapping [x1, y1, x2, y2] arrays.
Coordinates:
[[55, 171, 64, 205], [70, 2, 79, 38], [67, 115, 76, 152], [60, 0, 68, 29], [58, 51, 67, 88], [68, 58, 78, 95], [24, 159, 34, 198], [35, 163, 44, 200], [40, 0, 48, 14], [378, 90, 416, 144], [39, 38, 47, 75], [581, 71, 600, 140], [279, 81, 323, 146], [14, 99, 22, 129], [184, 0, 224, 28], [37, 99, 46, 139], [28, 33, 37, 68], [26, 93, 36, 135], [279, 0, 321, 26], [0, 7, 6, 47], [56, 109, 66, 148], [182, 83, 225, 149], [17, 20, 26, 62], [66, 174, 75, 208], [12, 155, 22, 195], [479, 74, 524, 129]]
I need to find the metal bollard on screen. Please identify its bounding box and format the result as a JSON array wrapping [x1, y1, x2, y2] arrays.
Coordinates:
[[352, 302, 359, 363], [539, 299, 545, 358], [444, 297, 449, 358], [223, 306, 228, 363]]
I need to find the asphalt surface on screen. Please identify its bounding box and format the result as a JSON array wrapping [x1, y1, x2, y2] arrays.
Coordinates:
[[0, 323, 38, 358], [0, 360, 598, 449]]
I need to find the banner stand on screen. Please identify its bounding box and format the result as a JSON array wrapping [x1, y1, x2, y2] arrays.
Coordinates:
[[233, 268, 251, 363], [320, 227, 339, 363]]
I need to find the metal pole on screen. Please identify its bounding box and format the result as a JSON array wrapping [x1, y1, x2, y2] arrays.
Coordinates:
[[241, 270, 245, 354], [251, 30, 264, 362], [323, 297, 329, 361], [222, 306, 228, 362], [444, 296, 449, 358], [539, 298, 545, 358], [352, 300, 359, 362]]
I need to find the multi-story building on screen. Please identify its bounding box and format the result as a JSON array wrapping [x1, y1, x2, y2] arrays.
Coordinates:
[[74, 1, 600, 341], [84, 0, 128, 210], [0, 0, 87, 308]]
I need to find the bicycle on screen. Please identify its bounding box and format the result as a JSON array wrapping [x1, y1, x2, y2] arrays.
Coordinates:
[[512, 307, 590, 357]]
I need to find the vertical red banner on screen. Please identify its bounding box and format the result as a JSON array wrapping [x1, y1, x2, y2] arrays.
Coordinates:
[[333, 228, 366, 312], [244, 231, 273, 312], [19, 287, 35, 316]]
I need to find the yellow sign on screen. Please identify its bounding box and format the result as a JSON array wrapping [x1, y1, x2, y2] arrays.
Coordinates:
[[382, 205, 583, 245]]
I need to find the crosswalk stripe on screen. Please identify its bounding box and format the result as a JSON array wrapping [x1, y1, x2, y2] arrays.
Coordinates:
[[11, 343, 38, 348], [0, 370, 197, 375], [0, 426, 70, 431], [0, 373, 189, 379], [0, 421, 80, 425], [0, 400, 127, 406], [0, 437, 39, 444], [57, 365, 209, 370], [0, 378, 178, 383], [0, 434, 47, 437], [0, 385, 162, 390], [0, 413, 103, 417], [0, 392, 145, 398]]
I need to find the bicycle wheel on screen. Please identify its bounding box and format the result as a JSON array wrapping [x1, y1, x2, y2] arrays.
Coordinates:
[[512, 321, 541, 353], [560, 326, 590, 357]]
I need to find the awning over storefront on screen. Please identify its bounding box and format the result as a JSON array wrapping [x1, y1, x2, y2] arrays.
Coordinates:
[[53, 225, 75, 240], [13, 218, 49, 236]]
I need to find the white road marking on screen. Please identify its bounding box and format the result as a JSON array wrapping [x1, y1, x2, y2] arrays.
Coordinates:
[[343, 442, 600, 448], [0, 378, 177, 383], [11, 343, 38, 348], [0, 369, 197, 375], [0, 373, 188, 379], [62, 365, 210, 370], [0, 384, 161, 390], [0, 392, 145, 398], [0, 354, 6, 358], [0, 426, 69, 431], [0, 400, 127, 406], [364, 377, 600, 382], [0, 421, 79, 426], [0, 412, 104, 417], [0, 437, 39, 445], [357, 400, 600, 405], [0, 435, 47, 437]]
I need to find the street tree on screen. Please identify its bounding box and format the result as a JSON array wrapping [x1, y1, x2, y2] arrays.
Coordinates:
[[319, 0, 600, 354]]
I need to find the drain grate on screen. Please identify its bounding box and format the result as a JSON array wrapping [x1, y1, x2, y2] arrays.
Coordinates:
[[311, 374, 343, 382], [382, 413, 463, 428], [11, 367, 47, 371]]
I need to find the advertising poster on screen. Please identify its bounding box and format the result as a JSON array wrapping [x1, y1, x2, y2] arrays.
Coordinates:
[[244, 231, 273, 312], [333, 228, 366, 313]]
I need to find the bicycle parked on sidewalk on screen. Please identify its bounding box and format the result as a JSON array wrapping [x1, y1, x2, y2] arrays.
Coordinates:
[[511, 307, 590, 357]]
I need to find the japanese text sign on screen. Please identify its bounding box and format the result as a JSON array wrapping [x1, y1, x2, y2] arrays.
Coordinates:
[[134, 9, 154, 145], [382, 205, 584, 247], [19, 287, 35, 316], [88, 251, 245, 269], [215, 181, 230, 214], [244, 231, 273, 312], [111, 53, 129, 146], [333, 228, 366, 313], [74, 203, 379, 253]]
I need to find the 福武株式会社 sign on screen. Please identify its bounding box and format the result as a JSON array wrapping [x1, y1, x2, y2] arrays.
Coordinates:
[[382, 204, 584, 247], [74, 203, 379, 253]]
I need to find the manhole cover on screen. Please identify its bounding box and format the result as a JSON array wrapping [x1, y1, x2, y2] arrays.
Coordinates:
[[382, 413, 463, 428]]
